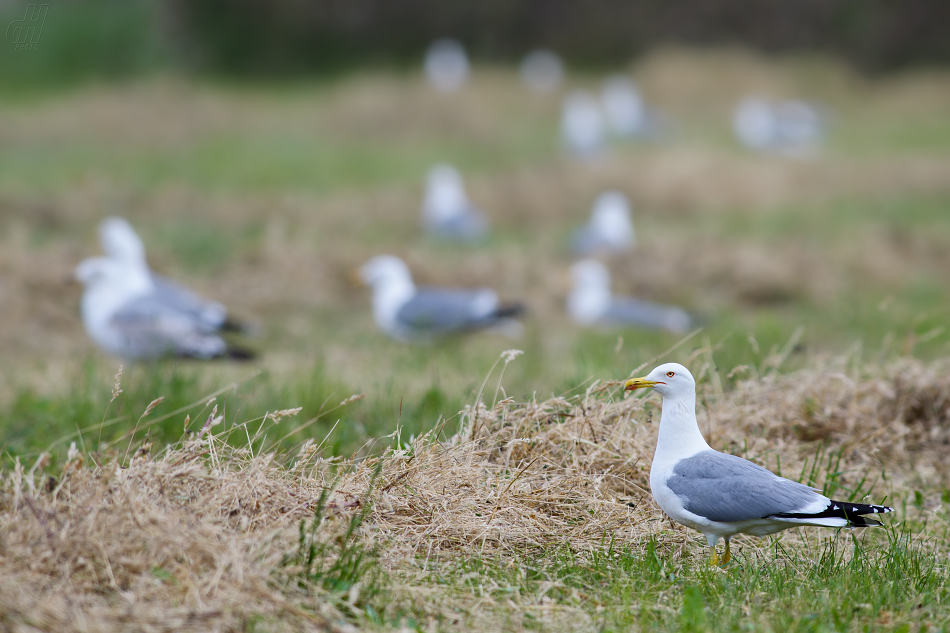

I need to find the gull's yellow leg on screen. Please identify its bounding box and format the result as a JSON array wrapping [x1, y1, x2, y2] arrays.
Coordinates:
[[721, 539, 731, 566], [708, 546, 719, 566]]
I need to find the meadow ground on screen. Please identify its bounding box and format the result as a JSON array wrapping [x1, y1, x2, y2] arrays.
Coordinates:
[[1, 49, 950, 631]]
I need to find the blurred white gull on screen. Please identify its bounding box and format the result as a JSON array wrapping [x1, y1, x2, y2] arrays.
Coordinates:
[[561, 91, 606, 159], [520, 49, 564, 94], [733, 98, 774, 151], [601, 76, 664, 140], [421, 165, 488, 242], [571, 191, 635, 256], [99, 217, 247, 333], [75, 257, 252, 360], [733, 97, 825, 156], [567, 259, 692, 333], [424, 39, 469, 93], [358, 255, 523, 341]]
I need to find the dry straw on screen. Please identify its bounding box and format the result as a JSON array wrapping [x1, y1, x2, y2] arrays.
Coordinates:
[[1, 353, 947, 630]]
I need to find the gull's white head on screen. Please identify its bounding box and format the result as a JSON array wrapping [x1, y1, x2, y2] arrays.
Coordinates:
[[75, 257, 124, 287], [590, 192, 634, 245], [423, 164, 467, 222], [75, 256, 152, 297], [99, 217, 146, 267], [624, 362, 695, 400], [359, 255, 414, 291]]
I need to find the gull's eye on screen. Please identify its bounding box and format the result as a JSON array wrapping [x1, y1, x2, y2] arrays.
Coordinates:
[[666, 371, 675, 378]]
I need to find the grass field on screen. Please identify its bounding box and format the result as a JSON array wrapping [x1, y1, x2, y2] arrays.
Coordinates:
[[1, 49, 950, 631]]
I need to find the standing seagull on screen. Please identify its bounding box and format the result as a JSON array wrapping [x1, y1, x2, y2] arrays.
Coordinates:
[[424, 39, 469, 93], [567, 260, 691, 333], [98, 217, 247, 333], [421, 165, 489, 242], [358, 255, 522, 342], [571, 191, 635, 256], [561, 91, 606, 160], [733, 97, 825, 156], [520, 49, 564, 94], [75, 257, 251, 360], [624, 363, 893, 565]]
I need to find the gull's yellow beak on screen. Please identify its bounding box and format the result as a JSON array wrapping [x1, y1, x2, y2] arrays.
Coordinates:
[[624, 377, 662, 391]]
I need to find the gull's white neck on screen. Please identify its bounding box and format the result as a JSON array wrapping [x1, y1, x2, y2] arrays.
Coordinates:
[[567, 286, 610, 324], [371, 277, 415, 330], [653, 390, 710, 465], [424, 184, 467, 222]]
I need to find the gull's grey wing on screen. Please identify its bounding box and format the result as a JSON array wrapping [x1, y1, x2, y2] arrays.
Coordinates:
[[570, 226, 631, 256], [151, 273, 228, 332], [604, 296, 691, 333], [428, 206, 488, 242], [110, 294, 228, 360], [666, 450, 820, 523], [396, 287, 499, 335]]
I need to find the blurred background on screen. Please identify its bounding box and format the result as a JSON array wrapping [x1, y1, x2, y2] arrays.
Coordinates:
[[1, 0, 948, 459]]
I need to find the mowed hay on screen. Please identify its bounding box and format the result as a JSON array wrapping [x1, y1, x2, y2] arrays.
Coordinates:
[[1, 355, 947, 631], [0, 441, 343, 633]]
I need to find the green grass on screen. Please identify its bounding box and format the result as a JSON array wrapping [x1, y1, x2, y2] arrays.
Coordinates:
[[427, 528, 948, 632]]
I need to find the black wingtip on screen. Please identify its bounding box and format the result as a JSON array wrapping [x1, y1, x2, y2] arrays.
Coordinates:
[[221, 316, 258, 336], [495, 303, 526, 319], [771, 500, 894, 527], [226, 347, 257, 362]]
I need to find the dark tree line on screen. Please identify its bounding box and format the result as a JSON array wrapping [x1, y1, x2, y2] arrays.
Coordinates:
[[164, 0, 950, 74]]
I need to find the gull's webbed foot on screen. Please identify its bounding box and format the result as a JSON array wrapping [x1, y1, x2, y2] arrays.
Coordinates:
[[721, 539, 731, 566]]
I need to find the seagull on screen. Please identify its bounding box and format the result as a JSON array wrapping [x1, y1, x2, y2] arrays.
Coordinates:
[[520, 49, 563, 94], [600, 76, 664, 140], [98, 217, 247, 334], [358, 255, 523, 341], [733, 97, 825, 156], [571, 191, 635, 256], [75, 257, 252, 360], [624, 363, 893, 566], [421, 165, 488, 242], [424, 39, 469, 93], [561, 91, 606, 159], [567, 260, 691, 333]]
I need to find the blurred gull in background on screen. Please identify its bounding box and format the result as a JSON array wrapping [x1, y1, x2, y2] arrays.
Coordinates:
[[99, 217, 248, 334], [421, 165, 489, 242], [520, 49, 564, 94], [358, 255, 523, 341], [571, 191, 635, 256], [424, 39, 470, 93], [733, 97, 825, 156], [75, 257, 252, 360], [561, 91, 606, 159], [567, 259, 692, 333], [733, 97, 774, 150], [601, 76, 662, 140]]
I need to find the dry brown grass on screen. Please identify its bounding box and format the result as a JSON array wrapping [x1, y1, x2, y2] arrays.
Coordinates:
[[2, 351, 947, 631]]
